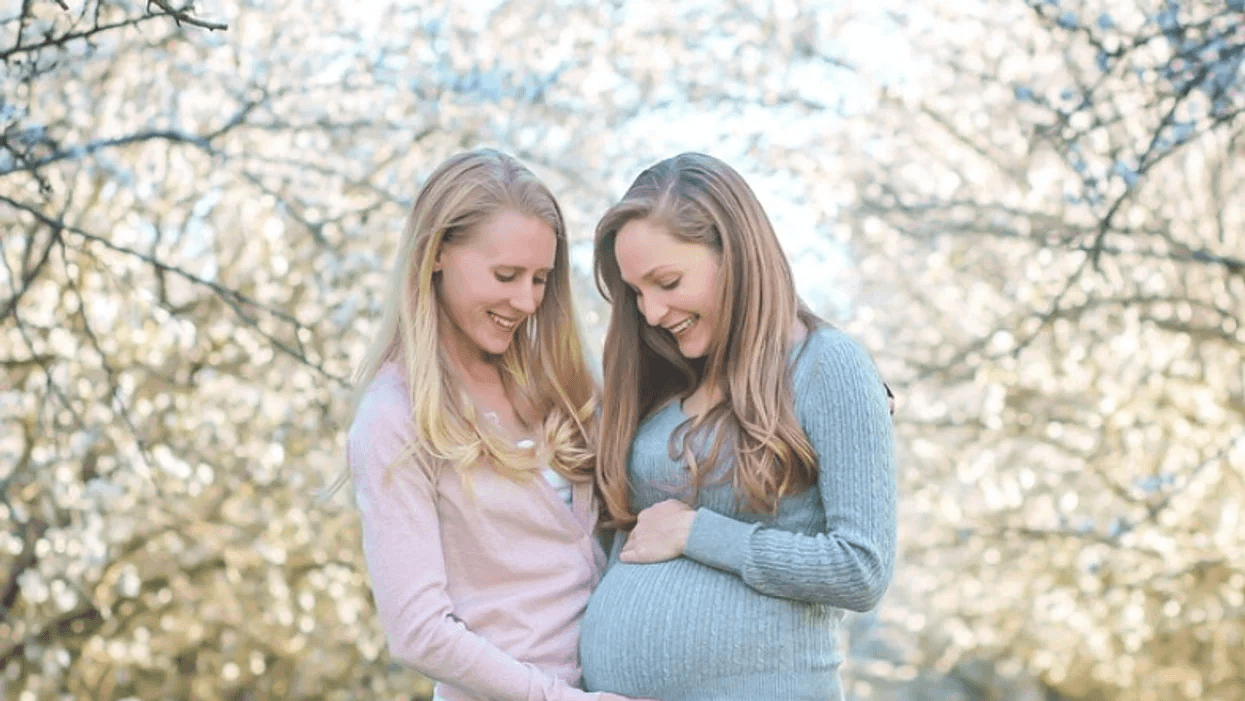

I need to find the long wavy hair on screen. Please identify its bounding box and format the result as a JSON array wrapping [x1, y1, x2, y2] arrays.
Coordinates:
[[351, 149, 598, 484], [594, 152, 821, 528]]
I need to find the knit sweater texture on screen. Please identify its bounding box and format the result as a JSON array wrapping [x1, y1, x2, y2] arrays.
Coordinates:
[[579, 327, 897, 701]]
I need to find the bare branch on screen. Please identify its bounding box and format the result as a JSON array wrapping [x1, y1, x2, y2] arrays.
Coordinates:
[[1, 130, 211, 176], [0, 15, 165, 61], [0, 601, 104, 670], [58, 238, 155, 463], [1, 97, 262, 177], [0, 516, 49, 621], [146, 0, 228, 31], [0, 194, 349, 386], [0, 228, 60, 322]]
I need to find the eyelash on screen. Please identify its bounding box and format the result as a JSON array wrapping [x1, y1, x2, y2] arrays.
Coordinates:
[[496, 273, 548, 285], [630, 279, 678, 297]]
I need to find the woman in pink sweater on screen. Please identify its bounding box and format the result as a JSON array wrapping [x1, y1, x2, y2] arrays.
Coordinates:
[[346, 150, 644, 701]]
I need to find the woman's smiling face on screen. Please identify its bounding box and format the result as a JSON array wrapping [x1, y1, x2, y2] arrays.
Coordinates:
[[613, 217, 722, 360], [435, 209, 556, 361]]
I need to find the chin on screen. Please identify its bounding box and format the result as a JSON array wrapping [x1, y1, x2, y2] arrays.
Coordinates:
[[483, 340, 513, 356], [677, 338, 710, 359], [469, 331, 513, 357]]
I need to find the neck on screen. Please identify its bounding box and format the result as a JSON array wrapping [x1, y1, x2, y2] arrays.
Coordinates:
[[449, 347, 504, 388], [687, 364, 721, 400], [791, 311, 808, 344], [439, 322, 504, 388]]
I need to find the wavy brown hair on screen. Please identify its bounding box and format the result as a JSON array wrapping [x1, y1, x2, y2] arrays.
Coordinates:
[[593, 152, 821, 528]]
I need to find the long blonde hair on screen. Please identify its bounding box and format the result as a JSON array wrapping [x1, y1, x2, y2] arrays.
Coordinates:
[[353, 149, 597, 483], [593, 152, 819, 527]]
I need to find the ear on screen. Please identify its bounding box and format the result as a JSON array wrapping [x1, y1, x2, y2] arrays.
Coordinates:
[[432, 247, 443, 273]]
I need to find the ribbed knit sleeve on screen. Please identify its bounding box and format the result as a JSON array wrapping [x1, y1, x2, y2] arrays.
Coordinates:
[[682, 330, 897, 612], [349, 377, 606, 701]]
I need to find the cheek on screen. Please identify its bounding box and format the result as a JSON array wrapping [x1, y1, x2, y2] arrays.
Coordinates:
[[701, 292, 720, 317], [699, 271, 723, 317], [442, 275, 493, 318], [459, 277, 498, 305]]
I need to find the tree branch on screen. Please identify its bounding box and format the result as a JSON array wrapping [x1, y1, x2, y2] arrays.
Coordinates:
[[0, 601, 104, 669], [146, 0, 228, 30], [0, 228, 60, 322], [0, 195, 349, 386], [1, 13, 173, 61]]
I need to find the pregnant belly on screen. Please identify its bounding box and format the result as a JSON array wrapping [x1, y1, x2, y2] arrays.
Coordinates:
[[579, 558, 842, 699]]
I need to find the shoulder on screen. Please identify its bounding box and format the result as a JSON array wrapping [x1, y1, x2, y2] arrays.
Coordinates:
[[349, 363, 414, 444], [791, 327, 887, 408], [794, 327, 879, 379], [791, 327, 892, 432]]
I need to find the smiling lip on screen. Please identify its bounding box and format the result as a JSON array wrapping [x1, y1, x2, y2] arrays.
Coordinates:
[[666, 316, 697, 335], [488, 311, 520, 331]]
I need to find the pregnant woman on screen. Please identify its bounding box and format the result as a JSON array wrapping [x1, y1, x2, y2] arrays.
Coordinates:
[[581, 152, 897, 701]]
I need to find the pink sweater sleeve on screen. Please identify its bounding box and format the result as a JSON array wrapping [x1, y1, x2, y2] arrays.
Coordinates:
[[348, 386, 603, 701]]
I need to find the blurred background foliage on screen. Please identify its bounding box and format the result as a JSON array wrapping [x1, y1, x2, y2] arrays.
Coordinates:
[[1, 0, 1241, 699]]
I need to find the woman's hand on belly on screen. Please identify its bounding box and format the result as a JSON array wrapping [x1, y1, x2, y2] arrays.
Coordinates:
[[619, 499, 696, 564]]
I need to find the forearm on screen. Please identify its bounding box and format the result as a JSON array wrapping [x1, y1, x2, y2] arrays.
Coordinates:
[[683, 506, 892, 610]]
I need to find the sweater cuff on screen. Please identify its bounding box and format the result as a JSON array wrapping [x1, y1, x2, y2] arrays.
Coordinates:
[[683, 508, 757, 575]]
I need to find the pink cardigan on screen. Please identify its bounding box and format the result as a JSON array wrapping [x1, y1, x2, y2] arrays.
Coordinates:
[[348, 364, 608, 701]]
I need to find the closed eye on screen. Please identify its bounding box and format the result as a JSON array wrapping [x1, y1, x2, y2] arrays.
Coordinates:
[[497, 271, 549, 286], [659, 278, 680, 291]]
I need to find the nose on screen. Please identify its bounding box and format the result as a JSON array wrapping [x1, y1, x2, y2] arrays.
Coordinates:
[[636, 294, 667, 327], [510, 280, 540, 315]]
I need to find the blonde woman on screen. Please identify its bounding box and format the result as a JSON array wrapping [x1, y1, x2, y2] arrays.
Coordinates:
[[580, 153, 897, 701], [347, 150, 645, 701]]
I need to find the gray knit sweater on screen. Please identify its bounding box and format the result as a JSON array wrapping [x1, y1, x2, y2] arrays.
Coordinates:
[[580, 327, 897, 701]]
